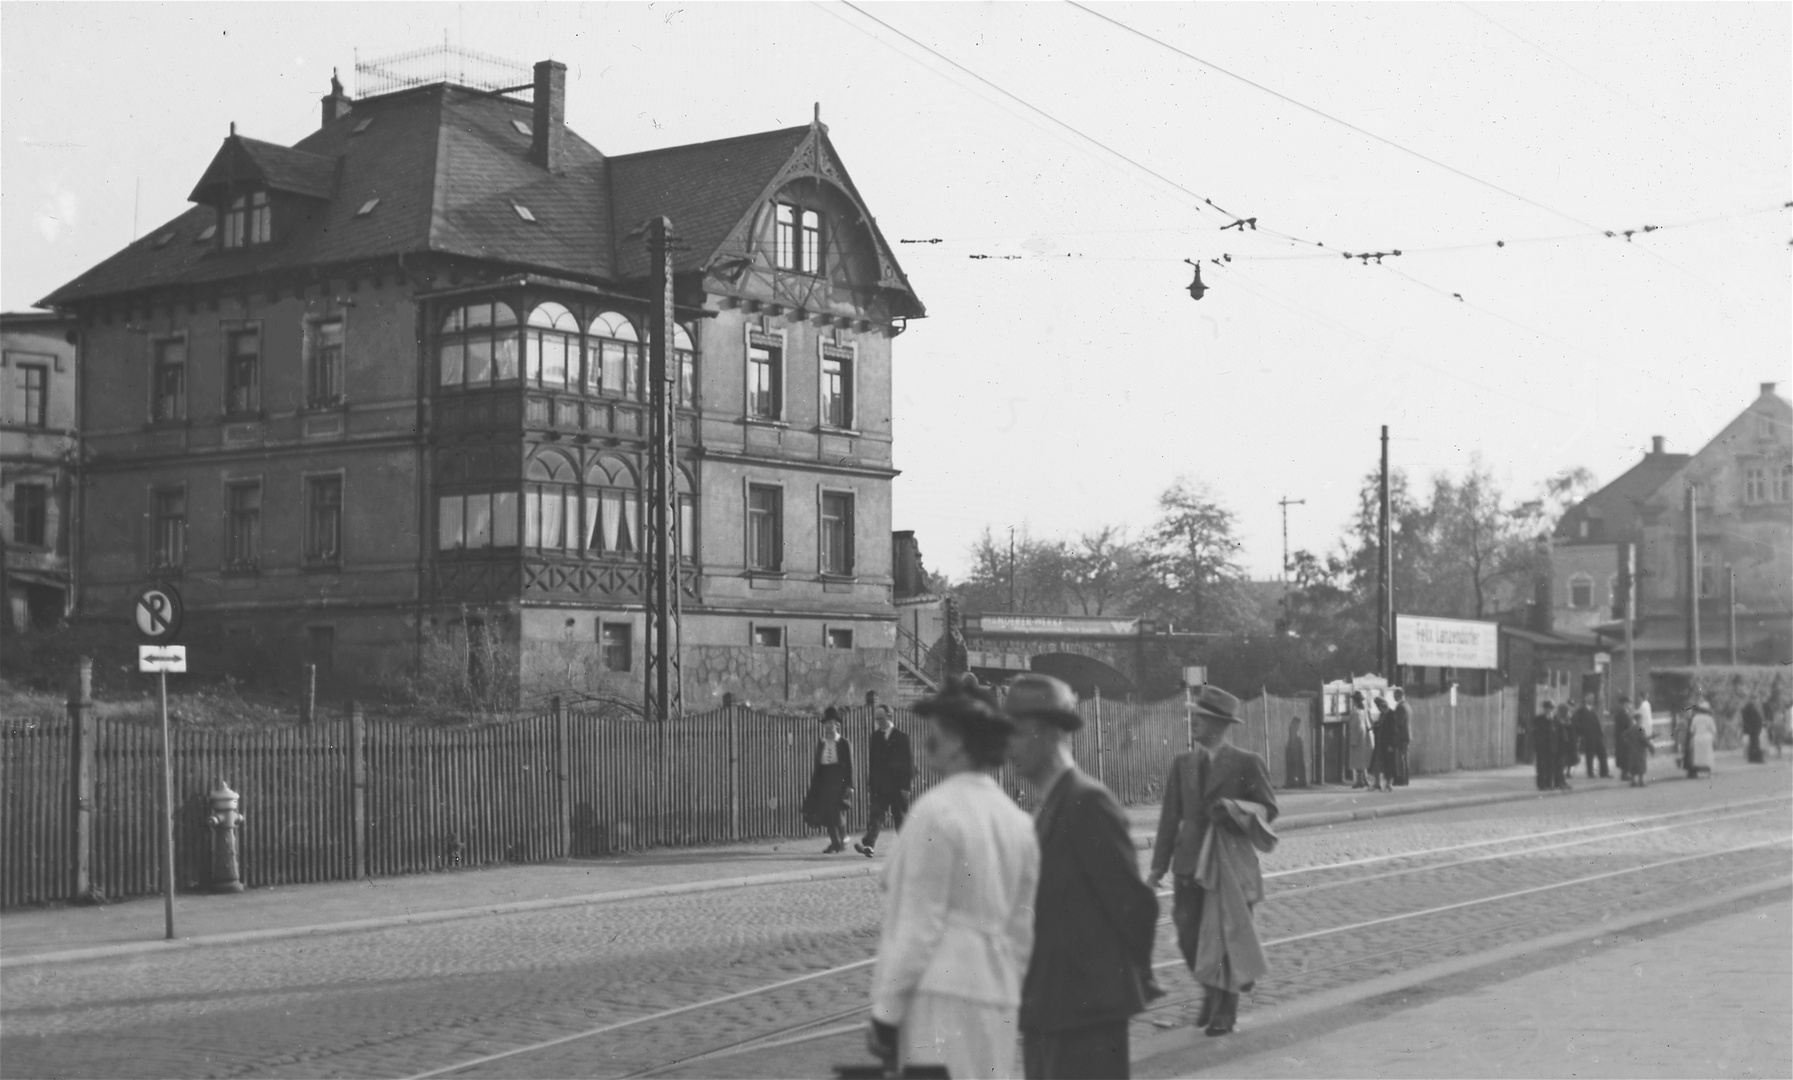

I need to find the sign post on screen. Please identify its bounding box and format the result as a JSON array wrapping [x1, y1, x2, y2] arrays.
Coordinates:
[[134, 585, 184, 941]]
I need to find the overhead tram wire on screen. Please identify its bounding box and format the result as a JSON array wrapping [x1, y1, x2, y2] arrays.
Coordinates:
[[1067, 1, 1615, 237], [825, 0, 1309, 250]]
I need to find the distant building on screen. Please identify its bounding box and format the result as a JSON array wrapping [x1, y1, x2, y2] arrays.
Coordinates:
[[1539, 383, 1793, 705], [39, 55, 923, 707], [1, 311, 79, 631]]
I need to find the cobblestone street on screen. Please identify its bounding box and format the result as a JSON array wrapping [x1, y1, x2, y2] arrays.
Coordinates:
[[3, 760, 1787, 1079]]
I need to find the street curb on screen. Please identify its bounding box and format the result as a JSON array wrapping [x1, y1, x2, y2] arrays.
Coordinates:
[[1132, 873, 1793, 1077], [0, 862, 884, 970], [2, 787, 1542, 969]]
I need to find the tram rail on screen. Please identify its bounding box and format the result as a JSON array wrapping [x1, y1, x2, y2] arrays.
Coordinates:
[[407, 794, 1790, 1080]]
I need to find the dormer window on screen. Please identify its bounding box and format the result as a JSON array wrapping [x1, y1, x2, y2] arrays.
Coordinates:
[[223, 191, 271, 248], [773, 202, 822, 274]]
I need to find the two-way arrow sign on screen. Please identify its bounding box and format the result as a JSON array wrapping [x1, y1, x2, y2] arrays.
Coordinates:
[[138, 645, 187, 673]]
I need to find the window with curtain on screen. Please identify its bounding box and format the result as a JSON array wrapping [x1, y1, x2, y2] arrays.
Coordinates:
[[225, 326, 260, 414], [154, 488, 186, 570], [308, 317, 345, 407], [674, 323, 698, 407], [226, 482, 261, 569], [822, 346, 852, 428], [748, 484, 781, 571], [821, 490, 854, 575], [152, 338, 186, 421], [305, 475, 343, 565], [527, 302, 579, 390], [587, 311, 640, 398], [439, 301, 520, 389], [749, 341, 781, 419]]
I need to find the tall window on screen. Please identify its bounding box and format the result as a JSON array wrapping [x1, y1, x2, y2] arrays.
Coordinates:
[[222, 191, 271, 248], [587, 311, 640, 398], [1744, 466, 1787, 505], [12, 362, 48, 427], [305, 476, 343, 565], [152, 338, 186, 421], [673, 323, 698, 407], [11, 483, 46, 547], [439, 301, 520, 389], [308, 317, 345, 407], [749, 341, 781, 419], [747, 484, 782, 571], [1567, 573, 1592, 610], [821, 347, 853, 428], [1778, 464, 1792, 504], [773, 202, 822, 274], [820, 491, 854, 576], [527, 302, 579, 390], [601, 623, 632, 672], [225, 327, 260, 414], [154, 488, 186, 570], [437, 492, 519, 550], [225, 482, 261, 569], [1697, 548, 1718, 599], [678, 492, 696, 561]]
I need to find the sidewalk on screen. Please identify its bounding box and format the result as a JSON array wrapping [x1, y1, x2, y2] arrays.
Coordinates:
[[1141, 890, 1792, 1078], [0, 761, 1556, 967]]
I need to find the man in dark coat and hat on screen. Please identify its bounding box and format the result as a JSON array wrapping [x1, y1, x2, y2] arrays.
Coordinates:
[[855, 704, 914, 856], [1150, 684, 1278, 1037], [1010, 674, 1161, 1079]]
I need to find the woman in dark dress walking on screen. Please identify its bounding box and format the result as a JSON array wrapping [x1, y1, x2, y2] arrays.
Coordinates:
[[802, 707, 855, 853]]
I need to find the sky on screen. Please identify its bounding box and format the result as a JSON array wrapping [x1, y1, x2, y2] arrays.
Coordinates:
[[3, 2, 1787, 584]]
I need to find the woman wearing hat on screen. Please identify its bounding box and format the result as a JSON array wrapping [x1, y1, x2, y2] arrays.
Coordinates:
[[866, 676, 1040, 1080], [801, 707, 854, 854]]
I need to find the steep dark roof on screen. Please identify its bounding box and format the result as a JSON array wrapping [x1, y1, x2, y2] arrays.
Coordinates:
[[1555, 450, 1690, 544], [41, 82, 919, 315], [189, 136, 336, 202]]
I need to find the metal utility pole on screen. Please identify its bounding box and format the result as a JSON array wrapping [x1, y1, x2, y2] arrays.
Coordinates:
[[1278, 496, 1305, 632], [1685, 484, 1701, 666], [1377, 426, 1393, 680], [1618, 541, 1636, 705], [1008, 526, 1017, 613], [642, 217, 683, 723], [1727, 566, 1737, 665]]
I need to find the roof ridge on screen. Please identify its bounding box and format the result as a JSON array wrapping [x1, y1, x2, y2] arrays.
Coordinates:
[[607, 124, 809, 163]]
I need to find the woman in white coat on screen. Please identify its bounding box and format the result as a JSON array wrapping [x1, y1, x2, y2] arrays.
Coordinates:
[[867, 676, 1040, 1079], [1687, 700, 1718, 778]]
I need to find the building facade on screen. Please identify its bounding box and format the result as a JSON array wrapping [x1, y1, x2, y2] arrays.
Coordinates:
[[42, 57, 923, 709], [1, 311, 80, 631]]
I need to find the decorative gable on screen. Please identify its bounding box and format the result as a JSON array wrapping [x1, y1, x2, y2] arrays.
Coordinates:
[[188, 135, 336, 205]]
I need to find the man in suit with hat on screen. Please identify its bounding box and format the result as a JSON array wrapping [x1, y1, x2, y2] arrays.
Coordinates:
[[1009, 674, 1162, 1079], [1149, 684, 1278, 1036]]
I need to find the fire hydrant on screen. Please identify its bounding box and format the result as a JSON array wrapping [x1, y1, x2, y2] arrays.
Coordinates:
[[207, 779, 245, 893]]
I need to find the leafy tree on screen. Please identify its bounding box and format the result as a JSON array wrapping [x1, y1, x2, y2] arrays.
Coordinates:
[[1139, 478, 1253, 632], [1062, 526, 1147, 616]]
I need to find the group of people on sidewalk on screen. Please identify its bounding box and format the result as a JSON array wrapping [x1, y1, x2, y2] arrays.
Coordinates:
[[820, 674, 1277, 1080], [1533, 693, 1652, 791], [1342, 689, 1411, 791]]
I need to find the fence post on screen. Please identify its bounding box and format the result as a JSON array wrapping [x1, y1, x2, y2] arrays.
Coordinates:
[[1093, 688, 1105, 785], [350, 701, 368, 879], [1262, 690, 1271, 764], [722, 693, 740, 842], [1449, 688, 1458, 771], [300, 663, 316, 726], [68, 656, 96, 903], [553, 696, 571, 858]]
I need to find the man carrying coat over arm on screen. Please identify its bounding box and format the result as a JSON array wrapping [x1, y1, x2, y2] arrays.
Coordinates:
[[1149, 684, 1279, 1037], [1009, 675, 1163, 1080]]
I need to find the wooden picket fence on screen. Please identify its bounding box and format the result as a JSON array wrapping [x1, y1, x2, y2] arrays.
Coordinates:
[[1, 689, 1517, 909]]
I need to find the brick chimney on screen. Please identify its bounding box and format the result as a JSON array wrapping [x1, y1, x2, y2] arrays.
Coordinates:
[[321, 70, 352, 129], [531, 60, 566, 172], [1762, 381, 1779, 397], [1651, 435, 1666, 455]]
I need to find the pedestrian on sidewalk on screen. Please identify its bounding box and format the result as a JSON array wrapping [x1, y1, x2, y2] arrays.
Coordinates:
[[1008, 674, 1161, 1080], [1389, 689, 1413, 787], [1768, 687, 1788, 758], [1686, 700, 1717, 779], [1283, 716, 1309, 789], [1371, 696, 1395, 792], [802, 707, 854, 854], [1149, 684, 1279, 1037], [1531, 701, 1558, 792], [1552, 702, 1577, 789], [1346, 690, 1374, 789], [856, 704, 914, 857], [866, 676, 1039, 1080], [1573, 692, 1610, 779], [1741, 695, 1766, 764], [1621, 713, 1654, 787], [1612, 696, 1635, 782]]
